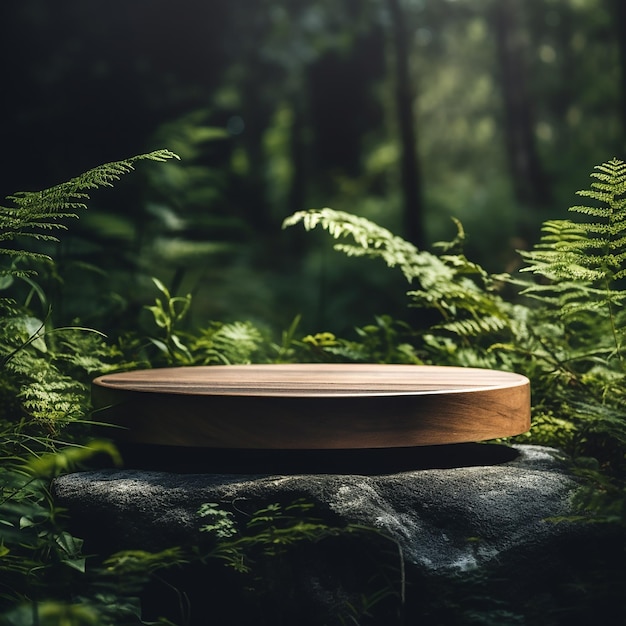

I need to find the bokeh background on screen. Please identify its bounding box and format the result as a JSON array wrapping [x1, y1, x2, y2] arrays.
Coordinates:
[[1, 0, 624, 336]]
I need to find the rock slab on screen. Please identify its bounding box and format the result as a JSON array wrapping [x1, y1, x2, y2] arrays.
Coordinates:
[[52, 444, 620, 625]]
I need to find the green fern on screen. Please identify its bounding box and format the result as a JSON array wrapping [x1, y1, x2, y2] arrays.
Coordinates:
[[518, 158, 626, 367], [190, 321, 265, 365], [0, 149, 179, 279], [407, 252, 510, 339], [301, 316, 422, 364], [0, 152, 181, 625], [143, 277, 266, 366], [283, 208, 422, 282], [283, 208, 511, 344], [519, 158, 626, 291], [0, 151, 179, 429], [571, 158, 626, 280], [0, 327, 127, 428]]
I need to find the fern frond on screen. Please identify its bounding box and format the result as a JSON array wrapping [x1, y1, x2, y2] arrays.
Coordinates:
[[517, 158, 626, 369], [283, 208, 422, 282], [190, 321, 265, 365], [570, 202, 626, 217], [0, 249, 53, 263], [437, 315, 508, 337], [591, 158, 626, 178], [522, 160, 626, 284], [2, 345, 88, 425], [285, 208, 511, 343], [0, 150, 179, 274]]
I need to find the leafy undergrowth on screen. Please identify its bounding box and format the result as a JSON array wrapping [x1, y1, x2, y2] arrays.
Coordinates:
[[1, 157, 625, 624]]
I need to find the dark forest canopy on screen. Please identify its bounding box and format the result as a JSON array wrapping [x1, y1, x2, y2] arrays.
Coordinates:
[[0, 0, 623, 332]]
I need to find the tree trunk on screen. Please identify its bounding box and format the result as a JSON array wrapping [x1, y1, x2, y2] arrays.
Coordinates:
[[608, 0, 626, 149], [490, 0, 551, 210], [386, 0, 425, 249]]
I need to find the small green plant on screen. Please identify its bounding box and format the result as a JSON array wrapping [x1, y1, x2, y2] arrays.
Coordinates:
[[143, 276, 268, 366], [144, 276, 194, 365], [302, 315, 422, 364], [197, 499, 405, 624], [142, 279, 336, 367]]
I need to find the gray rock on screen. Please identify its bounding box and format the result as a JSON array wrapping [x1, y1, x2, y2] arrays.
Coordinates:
[[52, 444, 577, 571], [52, 444, 619, 625]]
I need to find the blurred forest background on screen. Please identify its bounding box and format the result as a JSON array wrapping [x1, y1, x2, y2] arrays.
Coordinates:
[[1, 0, 624, 337]]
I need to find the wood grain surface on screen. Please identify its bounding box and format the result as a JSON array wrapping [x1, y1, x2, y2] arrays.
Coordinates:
[[92, 364, 530, 449]]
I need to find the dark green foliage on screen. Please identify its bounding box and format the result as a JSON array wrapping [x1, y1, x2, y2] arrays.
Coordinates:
[[499, 160, 626, 489], [0, 437, 124, 625], [3, 154, 626, 623], [284, 158, 626, 623], [199, 499, 367, 572], [518, 158, 626, 371]]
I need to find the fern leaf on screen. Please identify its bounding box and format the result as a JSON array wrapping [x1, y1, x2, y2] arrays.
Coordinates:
[[0, 150, 179, 276], [283, 208, 422, 282], [437, 315, 508, 337], [517, 158, 626, 370], [191, 321, 265, 365], [285, 208, 512, 346]]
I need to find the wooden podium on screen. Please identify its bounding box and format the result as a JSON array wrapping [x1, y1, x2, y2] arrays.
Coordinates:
[[91, 364, 530, 450]]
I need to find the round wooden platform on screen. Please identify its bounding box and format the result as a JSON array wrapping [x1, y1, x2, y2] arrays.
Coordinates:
[[91, 364, 530, 449]]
